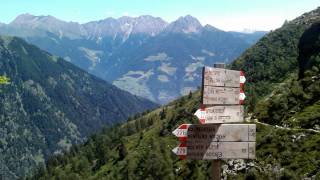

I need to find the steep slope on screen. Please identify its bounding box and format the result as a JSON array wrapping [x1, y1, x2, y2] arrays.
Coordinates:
[[0, 14, 264, 104], [0, 36, 157, 179], [230, 7, 320, 108], [229, 31, 268, 44], [254, 22, 320, 130], [30, 91, 320, 179]]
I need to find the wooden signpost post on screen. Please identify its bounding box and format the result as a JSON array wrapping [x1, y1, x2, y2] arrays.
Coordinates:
[[172, 63, 256, 180]]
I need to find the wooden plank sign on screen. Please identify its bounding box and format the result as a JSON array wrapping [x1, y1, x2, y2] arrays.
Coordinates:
[[203, 67, 246, 87], [173, 124, 256, 142], [202, 86, 245, 105], [194, 105, 244, 124], [173, 142, 255, 160], [187, 124, 255, 142]]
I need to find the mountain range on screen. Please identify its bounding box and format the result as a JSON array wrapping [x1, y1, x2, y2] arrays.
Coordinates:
[[0, 36, 157, 179], [0, 14, 266, 104], [29, 7, 320, 180]]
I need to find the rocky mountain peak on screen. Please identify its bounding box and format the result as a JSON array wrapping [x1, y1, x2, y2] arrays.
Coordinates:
[[203, 24, 222, 32], [10, 13, 36, 25], [165, 15, 203, 34]]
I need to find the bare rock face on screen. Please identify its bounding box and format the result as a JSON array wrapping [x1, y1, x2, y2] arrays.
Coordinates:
[[164, 15, 203, 34], [298, 22, 320, 79]]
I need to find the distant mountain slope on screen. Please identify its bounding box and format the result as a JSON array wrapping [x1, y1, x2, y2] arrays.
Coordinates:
[[0, 14, 264, 104], [106, 23, 252, 103], [229, 31, 268, 44], [0, 36, 157, 179]]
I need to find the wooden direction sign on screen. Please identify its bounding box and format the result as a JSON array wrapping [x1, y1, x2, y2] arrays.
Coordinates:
[[194, 105, 244, 124], [172, 142, 255, 160], [187, 124, 255, 142], [203, 67, 246, 87], [172, 64, 254, 164], [172, 124, 256, 142], [202, 86, 245, 105]]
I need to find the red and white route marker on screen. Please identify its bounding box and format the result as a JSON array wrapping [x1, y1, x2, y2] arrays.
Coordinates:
[[240, 71, 246, 87], [172, 124, 191, 142], [239, 89, 246, 104], [194, 107, 206, 124], [172, 143, 187, 159]]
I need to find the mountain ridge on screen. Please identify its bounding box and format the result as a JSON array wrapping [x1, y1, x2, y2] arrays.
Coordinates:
[[0, 14, 266, 104], [5, 13, 265, 38]]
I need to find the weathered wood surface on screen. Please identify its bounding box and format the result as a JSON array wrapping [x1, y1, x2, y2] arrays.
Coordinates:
[[186, 142, 256, 159], [172, 142, 256, 159], [203, 67, 243, 87], [194, 105, 244, 123], [202, 86, 240, 105], [186, 124, 256, 142]]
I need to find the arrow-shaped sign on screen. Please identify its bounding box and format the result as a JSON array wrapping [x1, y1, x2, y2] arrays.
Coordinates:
[[172, 124, 191, 141], [202, 87, 246, 105], [172, 124, 256, 142], [194, 105, 244, 124], [203, 67, 246, 87], [172, 143, 187, 159], [173, 142, 255, 160]]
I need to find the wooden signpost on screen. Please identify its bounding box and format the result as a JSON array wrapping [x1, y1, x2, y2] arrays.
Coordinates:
[[172, 63, 256, 179]]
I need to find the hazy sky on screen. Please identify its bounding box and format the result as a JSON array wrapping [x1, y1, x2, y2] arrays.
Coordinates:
[[0, 0, 319, 31]]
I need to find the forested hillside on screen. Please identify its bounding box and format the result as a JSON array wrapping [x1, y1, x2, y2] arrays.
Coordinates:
[[30, 90, 320, 179], [0, 36, 157, 179], [254, 22, 320, 130], [231, 7, 320, 111]]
